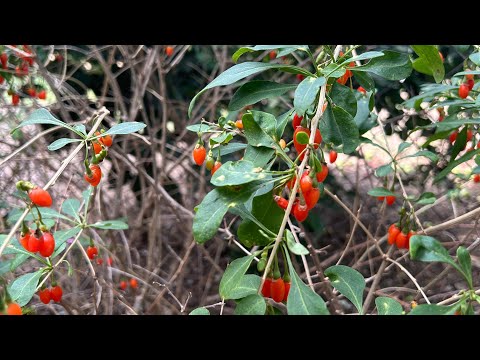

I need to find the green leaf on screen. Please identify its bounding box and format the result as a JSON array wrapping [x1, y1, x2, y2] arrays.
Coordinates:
[[397, 142, 412, 154], [219, 255, 255, 299], [218, 142, 247, 156], [90, 219, 129, 230], [47, 138, 82, 151], [403, 84, 457, 109], [73, 124, 87, 136], [229, 81, 296, 111], [51, 227, 82, 258], [367, 187, 396, 197], [103, 122, 146, 135], [415, 192, 436, 205], [411, 45, 445, 83], [9, 270, 43, 306], [186, 124, 218, 133], [276, 109, 294, 140], [457, 246, 473, 289], [469, 53, 480, 66], [375, 296, 403, 315], [242, 112, 276, 148], [232, 45, 308, 63], [11, 108, 71, 133], [228, 274, 262, 299], [403, 150, 438, 162], [353, 51, 412, 80], [243, 145, 275, 168], [189, 62, 313, 117], [286, 230, 309, 255], [210, 132, 233, 145], [410, 235, 461, 273], [433, 148, 480, 183], [348, 51, 384, 62], [293, 76, 326, 117], [325, 265, 365, 314], [320, 105, 359, 154], [9, 254, 30, 272], [285, 246, 329, 315], [8, 207, 70, 224], [321, 63, 346, 78], [375, 297, 403, 315], [237, 191, 283, 247], [61, 198, 81, 222], [450, 126, 468, 162], [435, 119, 480, 133], [330, 83, 357, 117], [82, 187, 93, 214], [353, 71, 375, 92], [453, 70, 480, 77], [375, 163, 393, 177], [211, 160, 269, 187], [409, 303, 460, 315], [193, 183, 261, 244], [354, 92, 377, 134], [189, 307, 210, 315], [234, 294, 266, 315]]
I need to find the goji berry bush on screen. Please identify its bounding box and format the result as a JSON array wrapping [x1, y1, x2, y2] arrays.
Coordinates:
[[1, 45, 480, 315]]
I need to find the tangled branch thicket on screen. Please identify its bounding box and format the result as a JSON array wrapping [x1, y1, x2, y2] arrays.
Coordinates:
[[1, 45, 479, 314]]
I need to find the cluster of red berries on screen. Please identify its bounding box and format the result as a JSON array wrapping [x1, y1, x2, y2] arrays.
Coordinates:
[[0, 45, 49, 106], [458, 73, 475, 99], [377, 195, 396, 206], [15, 183, 57, 257], [84, 130, 113, 187], [261, 276, 290, 303], [273, 112, 339, 222], [119, 278, 138, 291], [38, 285, 63, 304], [448, 126, 478, 153], [192, 141, 223, 176], [387, 224, 416, 250]]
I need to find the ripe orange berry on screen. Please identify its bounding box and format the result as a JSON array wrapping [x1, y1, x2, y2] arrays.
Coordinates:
[[329, 150, 338, 163], [211, 161, 222, 175], [28, 187, 53, 207], [459, 83, 470, 99], [358, 86, 366, 94], [395, 231, 408, 249], [165, 46, 174, 57], [261, 278, 272, 298], [92, 141, 102, 154], [38, 288, 51, 304], [474, 174, 480, 183], [235, 119, 243, 129], [386, 195, 396, 206], [316, 163, 329, 183], [192, 144, 207, 166], [6, 303, 22, 315], [84, 164, 102, 187], [37, 90, 47, 100], [120, 281, 127, 291], [39, 232, 55, 257], [269, 50, 277, 60], [270, 278, 285, 303], [283, 281, 291, 302], [274, 195, 289, 210], [305, 188, 321, 210], [50, 286, 63, 302], [293, 202, 309, 222], [129, 278, 138, 289], [87, 245, 98, 260]]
